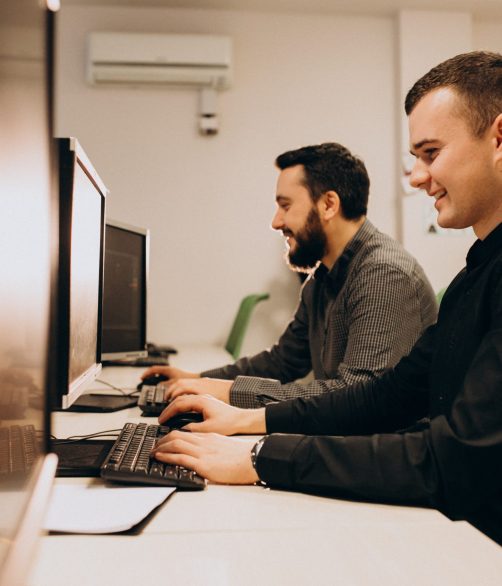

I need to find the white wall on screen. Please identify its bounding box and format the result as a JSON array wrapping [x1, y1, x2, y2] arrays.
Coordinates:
[[55, 6, 502, 353], [473, 21, 502, 53], [55, 5, 397, 352]]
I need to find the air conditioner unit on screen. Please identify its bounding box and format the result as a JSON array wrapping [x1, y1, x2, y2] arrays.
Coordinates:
[[87, 32, 232, 89]]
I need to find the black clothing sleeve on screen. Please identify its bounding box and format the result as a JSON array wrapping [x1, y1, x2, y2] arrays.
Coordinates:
[[260, 292, 502, 518], [265, 325, 435, 437]]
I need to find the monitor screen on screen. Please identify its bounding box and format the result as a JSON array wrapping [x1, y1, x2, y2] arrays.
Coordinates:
[[53, 137, 107, 409], [0, 1, 58, 585], [102, 220, 149, 361]]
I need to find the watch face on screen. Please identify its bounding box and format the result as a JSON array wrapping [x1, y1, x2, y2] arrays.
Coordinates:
[[251, 438, 265, 468]]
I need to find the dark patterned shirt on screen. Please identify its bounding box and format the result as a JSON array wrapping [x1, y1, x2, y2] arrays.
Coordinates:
[[202, 220, 438, 408]]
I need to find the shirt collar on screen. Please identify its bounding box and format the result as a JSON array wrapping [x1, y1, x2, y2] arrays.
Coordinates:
[[313, 219, 375, 289], [466, 223, 502, 272]]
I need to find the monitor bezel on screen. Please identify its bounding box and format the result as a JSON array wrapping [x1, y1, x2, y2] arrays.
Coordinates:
[[0, 3, 58, 585], [101, 218, 149, 361], [54, 136, 107, 410]]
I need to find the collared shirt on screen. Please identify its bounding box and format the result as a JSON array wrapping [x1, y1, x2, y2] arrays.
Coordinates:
[[259, 223, 502, 532], [202, 220, 438, 408]]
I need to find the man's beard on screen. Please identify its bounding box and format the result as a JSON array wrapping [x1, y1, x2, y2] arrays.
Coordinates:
[[285, 207, 327, 272]]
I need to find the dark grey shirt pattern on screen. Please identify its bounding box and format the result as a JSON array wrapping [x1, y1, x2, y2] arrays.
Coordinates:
[[202, 220, 438, 408]]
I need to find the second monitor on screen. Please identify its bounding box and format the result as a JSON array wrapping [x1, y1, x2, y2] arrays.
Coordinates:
[[101, 220, 176, 366], [101, 220, 149, 362]]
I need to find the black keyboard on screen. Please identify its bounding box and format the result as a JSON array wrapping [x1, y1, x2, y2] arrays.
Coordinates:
[[137, 385, 168, 416], [0, 424, 38, 476], [100, 422, 205, 490]]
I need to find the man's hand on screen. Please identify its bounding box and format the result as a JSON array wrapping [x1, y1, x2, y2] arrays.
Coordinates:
[[140, 365, 200, 381], [162, 377, 233, 403], [152, 431, 259, 485], [158, 394, 266, 436]]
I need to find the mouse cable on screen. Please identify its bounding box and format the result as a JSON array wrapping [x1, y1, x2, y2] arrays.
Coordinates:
[[50, 429, 122, 444], [94, 378, 139, 396]]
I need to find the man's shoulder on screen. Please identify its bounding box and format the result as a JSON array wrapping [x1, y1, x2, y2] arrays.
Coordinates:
[[355, 226, 421, 276]]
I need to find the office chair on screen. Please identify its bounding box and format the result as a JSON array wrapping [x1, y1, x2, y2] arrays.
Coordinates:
[[224, 293, 270, 360]]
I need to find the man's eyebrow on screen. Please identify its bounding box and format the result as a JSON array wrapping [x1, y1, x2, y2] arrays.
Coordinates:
[[410, 138, 437, 155], [276, 195, 291, 203]]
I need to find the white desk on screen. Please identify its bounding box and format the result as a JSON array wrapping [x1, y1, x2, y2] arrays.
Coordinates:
[[29, 366, 502, 586]]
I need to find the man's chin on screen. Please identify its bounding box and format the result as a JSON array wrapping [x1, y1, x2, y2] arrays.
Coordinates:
[[436, 213, 460, 230], [287, 254, 317, 273]]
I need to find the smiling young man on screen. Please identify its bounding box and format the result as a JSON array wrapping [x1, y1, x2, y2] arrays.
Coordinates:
[[150, 51, 502, 541], [143, 143, 437, 407]]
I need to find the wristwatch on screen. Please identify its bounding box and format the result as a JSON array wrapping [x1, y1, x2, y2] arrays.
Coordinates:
[[250, 437, 266, 471]]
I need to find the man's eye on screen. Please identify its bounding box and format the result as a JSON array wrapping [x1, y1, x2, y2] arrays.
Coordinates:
[[424, 148, 439, 161]]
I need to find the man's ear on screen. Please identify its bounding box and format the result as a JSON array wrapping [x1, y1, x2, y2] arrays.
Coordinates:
[[319, 190, 340, 220], [492, 113, 502, 149], [493, 113, 502, 171]]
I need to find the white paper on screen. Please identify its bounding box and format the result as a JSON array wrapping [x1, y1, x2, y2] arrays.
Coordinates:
[[44, 484, 175, 534]]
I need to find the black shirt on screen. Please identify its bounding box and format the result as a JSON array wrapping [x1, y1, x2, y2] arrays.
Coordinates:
[[258, 223, 502, 526]]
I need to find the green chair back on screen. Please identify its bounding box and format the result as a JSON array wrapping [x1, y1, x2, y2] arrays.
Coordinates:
[[436, 287, 447, 305], [225, 293, 270, 360]]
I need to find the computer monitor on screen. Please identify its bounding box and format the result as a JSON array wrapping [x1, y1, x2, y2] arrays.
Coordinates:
[[0, 1, 58, 585], [101, 220, 149, 361], [52, 137, 107, 410]]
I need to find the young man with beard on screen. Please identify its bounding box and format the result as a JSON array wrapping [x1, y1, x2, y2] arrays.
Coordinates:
[[143, 143, 437, 407], [152, 51, 502, 542]]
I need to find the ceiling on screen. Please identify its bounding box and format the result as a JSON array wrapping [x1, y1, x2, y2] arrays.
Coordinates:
[[60, 0, 502, 19]]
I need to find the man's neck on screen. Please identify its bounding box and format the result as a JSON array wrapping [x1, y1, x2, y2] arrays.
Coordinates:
[[322, 216, 366, 270]]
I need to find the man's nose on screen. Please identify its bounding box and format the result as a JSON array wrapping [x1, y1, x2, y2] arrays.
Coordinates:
[[409, 159, 430, 191], [271, 208, 284, 231]]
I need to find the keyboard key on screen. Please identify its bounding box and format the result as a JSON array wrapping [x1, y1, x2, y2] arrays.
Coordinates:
[[100, 423, 205, 490]]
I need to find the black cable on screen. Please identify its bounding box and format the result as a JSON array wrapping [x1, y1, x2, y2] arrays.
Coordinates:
[[52, 428, 122, 444]]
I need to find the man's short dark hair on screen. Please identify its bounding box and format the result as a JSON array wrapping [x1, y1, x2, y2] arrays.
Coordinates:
[[275, 143, 369, 220], [405, 51, 502, 137]]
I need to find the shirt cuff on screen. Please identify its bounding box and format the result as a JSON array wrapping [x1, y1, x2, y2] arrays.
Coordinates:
[[230, 376, 281, 409], [255, 433, 307, 489], [265, 399, 300, 433]]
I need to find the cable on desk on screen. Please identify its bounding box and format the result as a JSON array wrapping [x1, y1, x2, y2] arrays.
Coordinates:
[[94, 378, 139, 397], [51, 429, 122, 444]]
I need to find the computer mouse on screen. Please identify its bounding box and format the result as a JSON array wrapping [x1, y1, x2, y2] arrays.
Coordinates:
[[137, 373, 169, 390], [164, 411, 204, 430]]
